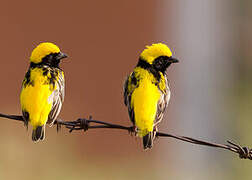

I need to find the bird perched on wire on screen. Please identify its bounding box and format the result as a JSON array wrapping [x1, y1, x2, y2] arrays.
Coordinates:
[[124, 43, 179, 149], [20, 42, 67, 142]]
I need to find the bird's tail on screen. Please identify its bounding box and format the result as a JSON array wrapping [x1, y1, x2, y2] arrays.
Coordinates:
[[32, 125, 45, 142], [143, 131, 155, 150]]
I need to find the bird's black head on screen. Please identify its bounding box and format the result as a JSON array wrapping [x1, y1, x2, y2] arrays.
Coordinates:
[[152, 56, 179, 73], [29, 42, 68, 68], [41, 52, 68, 68], [30, 52, 68, 68]]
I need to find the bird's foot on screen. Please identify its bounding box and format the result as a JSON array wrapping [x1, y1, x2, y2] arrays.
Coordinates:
[[128, 125, 138, 136], [24, 120, 28, 131], [56, 119, 62, 132], [153, 126, 158, 139]]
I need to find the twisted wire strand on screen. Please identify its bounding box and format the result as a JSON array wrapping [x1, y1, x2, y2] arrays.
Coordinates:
[[0, 113, 251, 160]]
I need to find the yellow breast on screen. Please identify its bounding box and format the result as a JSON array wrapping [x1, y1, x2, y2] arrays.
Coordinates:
[[131, 68, 161, 137], [20, 68, 56, 128]]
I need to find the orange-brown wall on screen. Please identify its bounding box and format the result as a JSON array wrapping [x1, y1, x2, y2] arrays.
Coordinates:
[[0, 1, 171, 179]]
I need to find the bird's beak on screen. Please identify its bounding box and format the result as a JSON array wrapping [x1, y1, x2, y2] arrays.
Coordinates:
[[168, 56, 179, 63], [56, 52, 68, 60]]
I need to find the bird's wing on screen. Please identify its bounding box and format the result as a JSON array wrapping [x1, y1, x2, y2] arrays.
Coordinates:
[[20, 70, 30, 127], [123, 72, 138, 125], [47, 71, 65, 126], [155, 74, 171, 125]]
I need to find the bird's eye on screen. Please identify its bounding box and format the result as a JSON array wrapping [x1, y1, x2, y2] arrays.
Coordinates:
[[48, 55, 53, 60], [154, 59, 163, 69]]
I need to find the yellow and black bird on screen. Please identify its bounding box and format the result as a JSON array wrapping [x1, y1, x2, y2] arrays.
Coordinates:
[[124, 43, 179, 149], [20, 42, 67, 142]]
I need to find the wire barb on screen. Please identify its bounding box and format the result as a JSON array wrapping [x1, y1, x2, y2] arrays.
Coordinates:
[[227, 140, 252, 160], [0, 112, 252, 160]]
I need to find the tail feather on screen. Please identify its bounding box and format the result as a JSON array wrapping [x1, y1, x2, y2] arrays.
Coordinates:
[[143, 131, 155, 150], [32, 126, 45, 142]]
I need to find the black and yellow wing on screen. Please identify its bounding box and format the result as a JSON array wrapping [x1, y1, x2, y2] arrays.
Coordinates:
[[155, 74, 170, 126], [48, 70, 65, 126], [123, 72, 138, 125]]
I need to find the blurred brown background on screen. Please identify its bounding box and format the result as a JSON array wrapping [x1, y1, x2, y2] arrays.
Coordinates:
[[0, 0, 252, 179]]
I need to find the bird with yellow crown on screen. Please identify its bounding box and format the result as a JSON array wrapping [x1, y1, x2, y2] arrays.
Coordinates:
[[20, 42, 68, 142], [124, 43, 179, 149]]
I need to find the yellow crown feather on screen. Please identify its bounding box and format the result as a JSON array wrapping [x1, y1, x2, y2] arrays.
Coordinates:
[[30, 42, 60, 63], [140, 43, 173, 64]]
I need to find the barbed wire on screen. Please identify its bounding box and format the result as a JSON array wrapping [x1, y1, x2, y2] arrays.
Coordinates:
[[0, 112, 251, 160]]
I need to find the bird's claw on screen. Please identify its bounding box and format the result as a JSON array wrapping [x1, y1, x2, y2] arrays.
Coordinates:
[[24, 120, 28, 130], [129, 126, 137, 136], [56, 120, 62, 132]]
